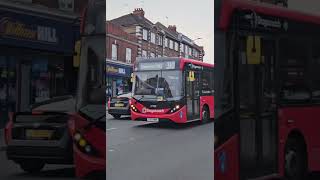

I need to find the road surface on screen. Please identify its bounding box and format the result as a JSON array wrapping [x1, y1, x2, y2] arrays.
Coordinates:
[[106, 113, 214, 180]]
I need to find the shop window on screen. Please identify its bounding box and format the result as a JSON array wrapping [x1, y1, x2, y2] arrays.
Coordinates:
[[0, 56, 16, 112], [150, 52, 155, 58], [31, 58, 50, 103], [112, 44, 118, 60], [126, 48, 132, 63]]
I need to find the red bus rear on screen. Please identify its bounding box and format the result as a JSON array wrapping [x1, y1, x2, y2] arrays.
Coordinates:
[[131, 57, 214, 124], [214, 0, 320, 179], [70, 0, 106, 178]]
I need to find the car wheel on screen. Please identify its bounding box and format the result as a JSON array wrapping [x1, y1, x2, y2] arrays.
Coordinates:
[[202, 106, 210, 123], [285, 138, 307, 180], [19, 160, 45, 173], [112, 114, 121, 119]]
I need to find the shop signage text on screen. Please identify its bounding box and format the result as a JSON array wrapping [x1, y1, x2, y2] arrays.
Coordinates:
[[0, 17, 58, 44], [106, 65, 126, 75]]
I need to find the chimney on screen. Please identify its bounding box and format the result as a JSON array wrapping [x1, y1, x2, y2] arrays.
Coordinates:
[[168, 25, 177, 32], [133, 8, 145, 17]]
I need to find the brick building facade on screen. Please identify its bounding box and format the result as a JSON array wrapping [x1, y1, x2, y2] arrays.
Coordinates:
[[106, 21, 138, 64], [106, 21, 138, 97], [110, 8, 205, 61]]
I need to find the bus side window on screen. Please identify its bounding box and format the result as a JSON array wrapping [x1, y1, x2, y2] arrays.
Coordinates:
[[202, 69, 213, 95]]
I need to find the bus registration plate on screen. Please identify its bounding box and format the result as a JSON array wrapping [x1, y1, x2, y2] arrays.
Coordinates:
[[147, 118, 159, 122]]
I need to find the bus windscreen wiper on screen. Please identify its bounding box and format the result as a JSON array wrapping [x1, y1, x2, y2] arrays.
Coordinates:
[[84, 114, 106, 130], [134, 95, 145, 103]]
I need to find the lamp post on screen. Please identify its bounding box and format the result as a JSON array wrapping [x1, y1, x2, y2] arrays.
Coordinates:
[[192, 37, 202, 43], [161, 29, 166, 57], [178, 33, 183, 58]]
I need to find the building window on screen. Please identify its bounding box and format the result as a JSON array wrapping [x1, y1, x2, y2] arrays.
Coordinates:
[[150, 52, 155, 58], [158, 35, 163, 46], [126, 48, 132, 63], [165, 38, 168, 48], [135, 26, 141, 36], [175, 42, 179, 51], [112, 44, 117, 60], [194, 50, 198, 58], [143, 29, 148, 41], [169, 40, 174, 49], [181, 44, 185, 53], [151, 32, 156, 44], [142, 50, 147, 57]]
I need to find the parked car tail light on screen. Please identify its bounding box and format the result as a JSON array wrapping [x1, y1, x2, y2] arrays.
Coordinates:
[[107, 98, 111, 108], [5, 112, 14, 145]]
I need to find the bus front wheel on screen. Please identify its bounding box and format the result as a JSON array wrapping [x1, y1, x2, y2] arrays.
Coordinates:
[[19, 160, 45, 173], [201, 106, 210, 123], [111, 114, 121, 119], [285, 138, 307, 180]]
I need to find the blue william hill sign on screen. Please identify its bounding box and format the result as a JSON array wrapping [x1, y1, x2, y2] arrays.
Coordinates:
[[0, 10, 78, 53], [106, 62, 132, 77]]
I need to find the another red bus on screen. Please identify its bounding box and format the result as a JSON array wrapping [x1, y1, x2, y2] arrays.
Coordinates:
[[131, 57, 214, 124], [68, 0, 106, 178], [214, 0, 320, 179]]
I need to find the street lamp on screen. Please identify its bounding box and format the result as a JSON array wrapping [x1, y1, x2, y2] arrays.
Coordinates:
[[192, 37, 202, 42]]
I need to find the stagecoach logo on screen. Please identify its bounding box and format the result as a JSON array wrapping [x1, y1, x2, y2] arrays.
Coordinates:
[[244, 13, 288, 31], [142, 107, 165, 113], [219, 151, 226, 174], [0, 17, 58, 43]]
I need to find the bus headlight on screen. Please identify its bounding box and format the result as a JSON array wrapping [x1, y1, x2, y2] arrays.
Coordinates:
[[131, 104, 138, 112], [170, 104, 181, 113], [73, 131, 98, 156]]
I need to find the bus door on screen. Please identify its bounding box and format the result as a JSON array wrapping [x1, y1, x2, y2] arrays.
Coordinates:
[[186, 69, 200, 120], [237, 36, 278, 179]]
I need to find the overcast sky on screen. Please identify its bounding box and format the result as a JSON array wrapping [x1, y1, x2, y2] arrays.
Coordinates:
[[106, 0, 214, 64]]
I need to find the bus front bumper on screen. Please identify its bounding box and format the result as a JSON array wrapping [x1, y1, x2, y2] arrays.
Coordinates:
[[131, 106, 187, 123], [73, 145, 106, 178]]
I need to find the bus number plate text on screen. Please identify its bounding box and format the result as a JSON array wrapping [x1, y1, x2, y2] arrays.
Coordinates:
[[147, 118, 159, 123]]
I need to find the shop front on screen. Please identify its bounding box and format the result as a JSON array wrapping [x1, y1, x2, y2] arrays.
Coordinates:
[[0, 7, 79, 126], [106, 60, 133, 98]]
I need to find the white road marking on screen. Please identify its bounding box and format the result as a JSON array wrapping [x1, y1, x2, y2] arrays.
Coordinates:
[[106, 127, 118, 131]]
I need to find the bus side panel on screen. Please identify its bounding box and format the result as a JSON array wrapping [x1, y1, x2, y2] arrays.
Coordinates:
[[278, 107, 320, 174], [200, 96, 214, 119], [214, 135, 239, 180]]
